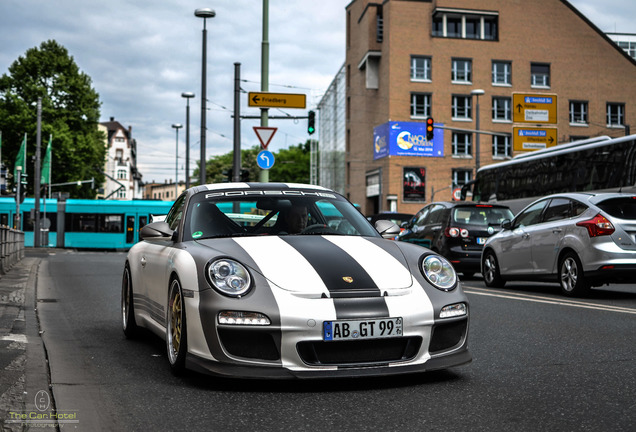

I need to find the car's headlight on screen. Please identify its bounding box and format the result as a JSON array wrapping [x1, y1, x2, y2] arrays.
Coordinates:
[[421, 255, 457, 291], [207, 259, 252, 297]]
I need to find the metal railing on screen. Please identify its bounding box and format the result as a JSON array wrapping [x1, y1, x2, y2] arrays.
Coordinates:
[[0, 226, 24, 274]]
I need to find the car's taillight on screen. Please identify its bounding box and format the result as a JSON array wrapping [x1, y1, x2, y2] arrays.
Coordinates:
[[576, 214, 615, 237], [445, 227, 469, 238]]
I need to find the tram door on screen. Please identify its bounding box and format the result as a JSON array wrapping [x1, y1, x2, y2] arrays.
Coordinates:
[[125, 214, 136, 248]]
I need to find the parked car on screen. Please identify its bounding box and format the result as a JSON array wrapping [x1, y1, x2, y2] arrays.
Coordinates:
[[367, 212, 414, 237], [122, 183, 471, 378], [481, 192, 636, 296], [397, 202, 514, 277]]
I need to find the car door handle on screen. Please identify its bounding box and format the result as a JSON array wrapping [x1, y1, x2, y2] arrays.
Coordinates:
[[522, 233, 530, 240], [140, 256, 147, 267], [552, 228, 563, 234]]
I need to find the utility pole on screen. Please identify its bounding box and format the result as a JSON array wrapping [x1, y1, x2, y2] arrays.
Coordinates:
[[233, 62, 241, 182], [34, 97, 42, 247], [259, 0, 270, 183]]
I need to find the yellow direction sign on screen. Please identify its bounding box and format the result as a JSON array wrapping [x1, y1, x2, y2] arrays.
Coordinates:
[[513, 93, 557, 124], [248, 92, 306, 109], [513, 127, 558, 152]]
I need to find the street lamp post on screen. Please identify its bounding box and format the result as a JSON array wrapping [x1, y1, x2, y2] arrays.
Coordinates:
[[471, 89, 485, 173], [195, 8, 215, 186], [181, 92, 195, 189], [172, 123, 183, 198]]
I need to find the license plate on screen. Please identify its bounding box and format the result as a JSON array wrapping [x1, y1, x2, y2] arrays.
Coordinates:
[[477, 237, 487, 245], [323, 317, 402, 341]]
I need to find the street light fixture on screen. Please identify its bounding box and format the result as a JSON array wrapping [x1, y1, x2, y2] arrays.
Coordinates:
[[181, 92, 195, 189], [471, 89, 485, 173], [172, 123, 183, 198], [195, 7, 216, 186]]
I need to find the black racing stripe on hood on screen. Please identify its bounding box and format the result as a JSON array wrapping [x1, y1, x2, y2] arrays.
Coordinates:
[[333, 297, 389, 320], [282, 236, 380, 295]]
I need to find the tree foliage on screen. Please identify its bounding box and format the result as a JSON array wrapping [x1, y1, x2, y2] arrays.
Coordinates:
[[192, 140, 312, 184], [0, 40, 105, 198]]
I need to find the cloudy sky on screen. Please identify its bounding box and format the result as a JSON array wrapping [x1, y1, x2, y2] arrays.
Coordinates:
[[0, 0, 634, 184]]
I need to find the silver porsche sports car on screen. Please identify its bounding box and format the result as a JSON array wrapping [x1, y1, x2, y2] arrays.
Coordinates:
[[121, 183, 471, 378]]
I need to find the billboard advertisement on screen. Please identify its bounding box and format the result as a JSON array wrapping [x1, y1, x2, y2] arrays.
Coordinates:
[[373, 121, 444, 160]]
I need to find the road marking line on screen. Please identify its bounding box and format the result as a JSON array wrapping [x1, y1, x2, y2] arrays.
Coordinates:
[[464, 288, 636, 315], [1, 334, 28, 343]]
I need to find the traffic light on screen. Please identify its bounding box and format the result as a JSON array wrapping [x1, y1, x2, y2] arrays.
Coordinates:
[[426, 117, 435, 141], [307, 110, 316, 135]]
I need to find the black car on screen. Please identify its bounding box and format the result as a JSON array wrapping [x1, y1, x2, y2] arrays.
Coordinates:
[[397, 202, 514, 277]]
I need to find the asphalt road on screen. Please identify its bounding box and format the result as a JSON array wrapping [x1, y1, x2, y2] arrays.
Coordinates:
[[36, 251, 636, 432]]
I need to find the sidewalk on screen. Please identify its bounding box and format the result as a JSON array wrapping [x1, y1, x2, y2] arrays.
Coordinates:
[[0, 250, 51, 432]]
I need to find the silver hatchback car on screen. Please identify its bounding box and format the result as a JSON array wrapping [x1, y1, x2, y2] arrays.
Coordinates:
[[481, 193, 636, 296]]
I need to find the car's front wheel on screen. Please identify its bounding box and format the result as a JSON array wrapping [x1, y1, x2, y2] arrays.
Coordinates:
[[121, 264, 138, 339], [167, 277, 187, 375], [559, 252, 589, 297], [482, 251, 505, 288]]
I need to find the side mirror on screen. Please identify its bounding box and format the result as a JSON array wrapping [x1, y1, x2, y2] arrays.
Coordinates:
[[501, 219, 512, 230], [375, 220, 401, 239], [140, 221, 174, 241]]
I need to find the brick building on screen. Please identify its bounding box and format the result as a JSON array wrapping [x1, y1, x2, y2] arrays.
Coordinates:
[[344, 0, 636, 215]]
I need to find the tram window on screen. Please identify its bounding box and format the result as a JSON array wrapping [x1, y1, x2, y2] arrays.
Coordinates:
[[0, 213, 9, 226], [22, 212, 58, 232], [65, 214, 124, 232]]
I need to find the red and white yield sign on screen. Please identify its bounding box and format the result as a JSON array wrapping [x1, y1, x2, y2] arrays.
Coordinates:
[[253, 126, 277, 149]]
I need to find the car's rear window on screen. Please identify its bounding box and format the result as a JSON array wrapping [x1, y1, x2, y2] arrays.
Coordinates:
[[596, 197, 636, 220], [452, 206, 514, 226]]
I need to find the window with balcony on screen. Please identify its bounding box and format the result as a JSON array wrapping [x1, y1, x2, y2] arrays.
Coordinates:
[[452, 95, 472, 120], [492, 61, 511, 85], [492, 97, 511, 122], [411, 56, 431, 81], [411, 93, 431, 118], [432, 10, 498, 40], [569, 101, 588, 125]]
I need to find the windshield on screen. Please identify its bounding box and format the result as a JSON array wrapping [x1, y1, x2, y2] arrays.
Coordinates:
[[182, 188, 380, 241], [452, 206, 514, 226]]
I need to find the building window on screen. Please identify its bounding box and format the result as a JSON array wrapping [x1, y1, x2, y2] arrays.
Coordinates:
[[607, 103, 625, 126], [452, 132, 472, 157], [116, 189, 126, 199], [492, 97, 511, 121], [452, 95, 472, 120], [452, 169, 472, 187], [492, 135, 511, 158], [115, 149, 123, 162], [452, 59, 472, 83], [492, 61, 511, 85], [117, 169, 127, 180], [531, 63, 550, 88], [432, 10, 498, 41], [115, 137, 125, 143], [569, 101, 588, 125], [411, 93, 431, 118], [616, 40, 636, 59], [411, 56, 431, 81]]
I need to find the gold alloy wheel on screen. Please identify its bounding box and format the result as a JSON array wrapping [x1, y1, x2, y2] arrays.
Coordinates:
[[170, 285, 182, 355]]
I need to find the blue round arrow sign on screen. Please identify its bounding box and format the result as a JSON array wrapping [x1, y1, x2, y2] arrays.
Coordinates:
[[257, 150, 275, 169]]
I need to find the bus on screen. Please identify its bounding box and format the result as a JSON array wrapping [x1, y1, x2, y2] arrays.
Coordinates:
[[461, 134, 636, 213], [0, 197, 174, 250]]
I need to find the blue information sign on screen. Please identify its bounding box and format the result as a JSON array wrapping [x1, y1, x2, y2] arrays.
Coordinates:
[[257, 150, 275, 169], [373, 121, 444, 160]]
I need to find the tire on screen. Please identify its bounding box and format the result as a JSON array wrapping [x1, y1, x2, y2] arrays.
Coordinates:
[[167, 277, 187, 375], [121, 264, 138, 338], [482, 251, 506, 288], [559, 252, 589, 297]]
